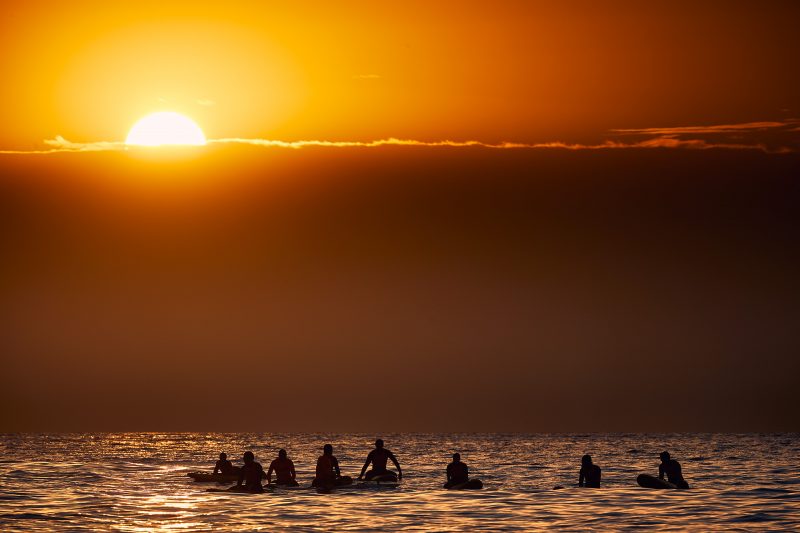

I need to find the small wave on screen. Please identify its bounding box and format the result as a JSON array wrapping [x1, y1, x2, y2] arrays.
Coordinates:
[[728, 512, 777, 523], [0, 494, 32, 501], [0, 513, 69, 521]]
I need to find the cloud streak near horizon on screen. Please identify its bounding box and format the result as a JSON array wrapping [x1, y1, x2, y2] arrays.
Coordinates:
[[611, 120, 800, 136], [1, 120, 798, 155]]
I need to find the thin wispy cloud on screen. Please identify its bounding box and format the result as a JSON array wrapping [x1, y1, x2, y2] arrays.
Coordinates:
[[0, 136, 125, 154], [45, 136, 126, 151], [608, 119, 799, 154], [1, 120, 797, 155], [207, 136, 791, 153], [612, 120, 800, 136]]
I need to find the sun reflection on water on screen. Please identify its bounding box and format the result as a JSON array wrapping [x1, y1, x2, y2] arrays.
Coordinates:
[[0, 433, 798, 531]]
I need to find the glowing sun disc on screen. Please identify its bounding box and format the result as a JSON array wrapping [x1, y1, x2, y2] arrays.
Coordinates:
[[125, 112, 206, 146]]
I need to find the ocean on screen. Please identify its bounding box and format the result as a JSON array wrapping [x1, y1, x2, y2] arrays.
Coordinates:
[[1, 433, 798, 531]]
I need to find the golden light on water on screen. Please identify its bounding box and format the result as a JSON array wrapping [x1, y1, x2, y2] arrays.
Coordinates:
[[126, 112, 206, 147]]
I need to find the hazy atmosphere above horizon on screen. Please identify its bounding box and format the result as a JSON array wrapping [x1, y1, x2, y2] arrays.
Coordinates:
[[1, 0, 799, 432]]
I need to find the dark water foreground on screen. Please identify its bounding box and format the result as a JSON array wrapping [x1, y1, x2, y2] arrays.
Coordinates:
[[1, 433, 798, 531]]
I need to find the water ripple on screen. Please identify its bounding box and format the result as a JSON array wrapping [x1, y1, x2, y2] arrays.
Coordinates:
[[0, 433, 798, 531]]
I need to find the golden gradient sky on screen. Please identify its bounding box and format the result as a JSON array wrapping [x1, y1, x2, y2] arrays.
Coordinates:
[[2, 0, 800, 149]]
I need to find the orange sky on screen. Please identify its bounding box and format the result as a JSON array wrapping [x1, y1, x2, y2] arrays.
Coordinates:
[[2, 1, 799, 149]]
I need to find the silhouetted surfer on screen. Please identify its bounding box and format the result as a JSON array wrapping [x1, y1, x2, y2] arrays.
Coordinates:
[[444, 453, 469, 488], [659, 451, 689, 489], [578, 454, 601, 487], [267, 449, 298, 486], [358, 439, 403, 481], [213, 452, 234, 476], [235, 451, 265, 493], [443, 453, 483, 489], [312, 444, 352, 488]]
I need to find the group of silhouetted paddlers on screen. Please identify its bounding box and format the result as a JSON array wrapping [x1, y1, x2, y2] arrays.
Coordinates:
[[209, 439, 407, 493], [197, 439, 689, 493], [575, 451, 689, 489]]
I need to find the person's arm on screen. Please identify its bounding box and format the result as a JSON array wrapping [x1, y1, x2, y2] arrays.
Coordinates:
[[289, 460, 296, 480], [237, 466, 245, 486], [358, 451, 373, 479], [213, 461, 220, 475], [266, 461, 275, 484], [658, 463, 665, 480], [333, 457, 341, 478], [579, 467, 585, 487], [389, 451, 402, 479], [446, 464, 452, 483]]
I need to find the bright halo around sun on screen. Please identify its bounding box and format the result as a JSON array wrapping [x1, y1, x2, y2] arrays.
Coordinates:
[[125, 112, 206, 147]]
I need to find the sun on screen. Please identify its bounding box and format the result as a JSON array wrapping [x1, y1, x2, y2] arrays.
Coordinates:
[[125, 112, 206, 147]]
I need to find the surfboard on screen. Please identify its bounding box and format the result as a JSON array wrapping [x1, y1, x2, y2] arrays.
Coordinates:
[[356, 477, 400, 488], [361, 472, 399, 483], [205, 485, 263, 494], [311, 476, 354, 491], [637, 474, 677, 489], [187, 472, 239, 483], [265, 482, 302, 490], [357, 479, 400, 487], [445, 479, 483, 490]]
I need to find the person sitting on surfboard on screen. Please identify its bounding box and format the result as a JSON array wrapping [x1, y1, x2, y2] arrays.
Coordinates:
[[358, 439, 403, 481], [236, 451, 265, 493], [578, 454, 601, 487], [312, 444, 351, 488], [444, 453, 469, 488], [213, 452, 235, 476], [659, 451, 689, 489], [267, 449, 298, 486]]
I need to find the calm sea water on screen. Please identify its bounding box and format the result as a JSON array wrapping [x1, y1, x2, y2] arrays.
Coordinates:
[[1, 433, 798, 531]]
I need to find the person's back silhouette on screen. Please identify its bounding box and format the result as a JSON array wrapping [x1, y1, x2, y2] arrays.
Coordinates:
[[444, 453, 483, 489], [578, 454, 601, 488], [267, 449, 298, 486], [235, 451, 265, 493], [445, 453, 468, 487], [213, 452, 234, 476], [312, 444, 352, 489], [358, 439, 403, 482]]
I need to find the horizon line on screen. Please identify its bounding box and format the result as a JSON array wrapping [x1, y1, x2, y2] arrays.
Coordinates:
[[0, 119, 797, 155]]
